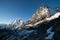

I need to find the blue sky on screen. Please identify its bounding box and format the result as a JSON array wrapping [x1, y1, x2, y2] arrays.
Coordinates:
[[0, 0, 60, 24]]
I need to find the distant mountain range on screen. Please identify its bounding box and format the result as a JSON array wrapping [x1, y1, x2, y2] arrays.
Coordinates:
[[0, 5, 60, 40]]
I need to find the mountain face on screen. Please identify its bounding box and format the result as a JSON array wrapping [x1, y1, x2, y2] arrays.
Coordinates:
[[28, 5, 51, 24], [20, 5, 53, 28], [11, 18, 23, 29], [0, 6, 60, 40]]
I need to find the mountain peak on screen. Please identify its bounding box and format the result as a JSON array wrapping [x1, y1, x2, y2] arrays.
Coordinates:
[[28, 5, 51, 25], [11, 18, 23, 29]]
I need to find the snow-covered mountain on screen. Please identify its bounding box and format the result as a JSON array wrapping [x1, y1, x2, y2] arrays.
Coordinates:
[[20, 5, 56, 28], [0, 5, 60, 40], [11, 18, 23, 29]]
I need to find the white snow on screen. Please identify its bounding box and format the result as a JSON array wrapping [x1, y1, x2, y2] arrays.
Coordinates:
[[41, 8, 48, 15], [46, 12, 60, 21], [26, 24, 33, 27], [11, 20, 16, 25], [11, 18, 23, 29], [34, 12, 60, 26], [34, 20, 45, 26]]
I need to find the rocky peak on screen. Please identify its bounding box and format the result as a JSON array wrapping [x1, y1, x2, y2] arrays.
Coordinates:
[[11, 18, 23, 29], [27, 5, 51, 25]]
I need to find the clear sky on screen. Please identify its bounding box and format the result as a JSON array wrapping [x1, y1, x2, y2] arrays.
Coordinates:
[[0, 0, 60, 24]]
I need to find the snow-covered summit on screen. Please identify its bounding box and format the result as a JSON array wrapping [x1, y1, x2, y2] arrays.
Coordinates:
[[11, 18, 23, 29], [20, 6, 60, 28], [27, 5, 51, 25], [31, 5, 51, 20]]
